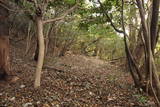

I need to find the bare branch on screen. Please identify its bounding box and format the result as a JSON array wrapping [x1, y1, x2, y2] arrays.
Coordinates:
[[0, 1, 18, 12], [33, 0, 38, 8], [0, 0, 33, 14], [97, 0, 124, 34], [43, 4, 78, 24]]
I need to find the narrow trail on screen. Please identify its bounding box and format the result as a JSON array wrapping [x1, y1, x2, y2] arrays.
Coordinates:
[[0, 41, 155, 107]]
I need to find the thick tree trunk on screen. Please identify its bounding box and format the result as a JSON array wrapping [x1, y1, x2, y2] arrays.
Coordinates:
[[136, 0, 160, 105], [34, 16, 45, 88], [0, 36, 10, 80], [0, 1, 11, 80], [150, 0, 160, 53]]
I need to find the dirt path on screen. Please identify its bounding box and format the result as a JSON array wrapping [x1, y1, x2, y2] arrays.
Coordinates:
[[0, 41, 155, 107]]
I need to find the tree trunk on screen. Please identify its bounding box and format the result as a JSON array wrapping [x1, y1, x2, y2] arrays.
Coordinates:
[[0, 1, 11, 80], [45, 23, 54, 56], [34, 16, 45, 88], [25, 22, 32, 56], [150, 0, 160, 53], [0, 36, 10, 80], [34, 41, 39, 61], [136, 0, 160, 105]]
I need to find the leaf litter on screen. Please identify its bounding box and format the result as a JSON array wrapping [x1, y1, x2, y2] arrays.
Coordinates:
[[0, 40, 156, 107]]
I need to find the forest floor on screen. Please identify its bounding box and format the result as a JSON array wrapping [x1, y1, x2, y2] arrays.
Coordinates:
[[0, 40, 156, 107]]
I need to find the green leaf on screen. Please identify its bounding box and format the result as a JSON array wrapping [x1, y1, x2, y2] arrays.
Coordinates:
[[64, 0, 76, 5]]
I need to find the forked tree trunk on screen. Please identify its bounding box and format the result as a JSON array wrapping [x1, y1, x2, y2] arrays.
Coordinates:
[[136, 0, 160, 105], [34, 16, 45, 88], [32, 1, 77, 88]]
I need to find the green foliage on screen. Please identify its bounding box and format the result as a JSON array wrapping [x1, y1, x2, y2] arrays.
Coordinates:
[[64, 0, 76, 5], [10, 0, 125, 60], [54, 20, 81, 50], [13, 0, 35, 12], [133, 94, 148, 104], [78, 0, 122, 31], [48, 0, 67, 7], [72, 22, 125, 60]]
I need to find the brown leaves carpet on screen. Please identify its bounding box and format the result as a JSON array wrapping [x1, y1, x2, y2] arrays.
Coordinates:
[[0, 41, 155, 107]]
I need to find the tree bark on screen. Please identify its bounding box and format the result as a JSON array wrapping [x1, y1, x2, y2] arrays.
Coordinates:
[[150, 0, 160, 53], [0, 36, 10, 79], [136, 0, 160, 105], [0, 1, 11, 80], [34, 40, 39, 61], [34, 16, 45, 88]]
